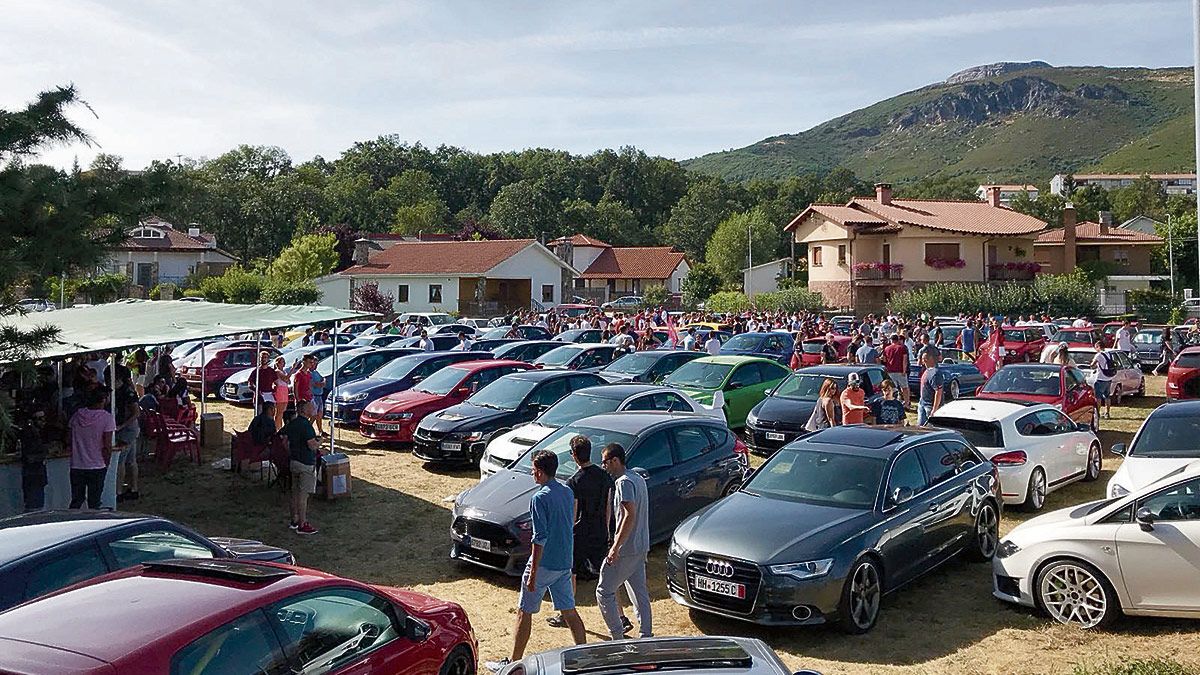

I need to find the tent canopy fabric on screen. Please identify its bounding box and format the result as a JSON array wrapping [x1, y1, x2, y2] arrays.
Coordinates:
[[0, 300, 375, 362]]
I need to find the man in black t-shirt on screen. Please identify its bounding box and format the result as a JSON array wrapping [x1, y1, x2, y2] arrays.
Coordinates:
[[282, 402, 320, 535], [547, 434, 614, 629]]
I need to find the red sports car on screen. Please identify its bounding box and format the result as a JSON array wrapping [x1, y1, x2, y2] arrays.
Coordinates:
[[1053, 327, 1097, 349], [976, 362, 1099, 428], [0, 559, 477, 675], [359, 359, 532, 442], [798, 335, 854, 366], [997, 326, 1047, 364], [1166, 346, 1200, 400]]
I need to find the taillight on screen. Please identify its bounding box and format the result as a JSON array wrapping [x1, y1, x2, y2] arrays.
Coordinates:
[[733, 437, 750, 465], [991, 450, 1027, 467]]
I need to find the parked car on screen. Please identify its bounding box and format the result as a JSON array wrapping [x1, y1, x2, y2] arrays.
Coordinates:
[[994, 461, 1200, 628], [602, 295, 643, 311], [665, 356, 791, 429], [349, 333, 412, 348], [906, 348, 986, 400], [16, 298, 55, 312], [1131, 327, 1166, 368], [414, 370, 605, 464], [359, 360, 532, 442], [976, 363, 1098, 428], [430, 323, 481, 337], [220, 344, 339, 404], [395, 334, 463, 351], [1167, 346, 1200, 399], [282, 332, 357, 350], [471, 338, 523, 352], [179, 345, 275, 398], [1070, 348, 1145, 400], [480, 325, 553, 341], [502, 637, 818, 675], [667, 425, 1001, 632], [480, 383, 723, 477], [533, 343, 624, 371], [336, 319, 380, 335], [597, 350, 705, 384], [0, 558, 476, 674], [743, 364, 889, 455], [997, 326, 1047, 364], [1054, 327, 1097, 348], [0, 511, 292, 612], [491, 340, 565, 363], [398, 311, 456, 327], [553, 328, 603, 343], [453, 412, 747, 575], [718, 332, 796, 365], [324, 351, 490, 425], [1107, 400, 1200, 498], [930, 399, 1102, 511], [798, 336, 854, 367], [172, 338, 257, 369], [553, 303, 594, 319]]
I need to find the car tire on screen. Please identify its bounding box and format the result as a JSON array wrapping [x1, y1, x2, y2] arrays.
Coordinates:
[[1091, 407, 1100, 432], [1022, 468, 1047, 512], [964, 500, 1000, 562], [837, 557, 882, 634], [948, 379, 960, 401], [1084, 443, 1102, 482], [720, 479, 739, 498], [1035, 558, 1120, 629], [1137, 378, 1145, 397], [439, 645, 475, 675]]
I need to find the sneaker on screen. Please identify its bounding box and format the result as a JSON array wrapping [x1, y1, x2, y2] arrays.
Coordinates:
[[546, 614, 566, 628], [296, 523, 318, 535], [484, 658, 511, 673], [621, 615, 634, 634], [289, 521, 300, 530]]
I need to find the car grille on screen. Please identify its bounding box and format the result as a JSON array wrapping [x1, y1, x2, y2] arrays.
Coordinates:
[[414, 427, 447, 444], [685, 553, 761, 615], [747, 428, 799, 452]]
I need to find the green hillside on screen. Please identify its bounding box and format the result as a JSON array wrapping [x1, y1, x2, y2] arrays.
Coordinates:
[[685, 63, 1195, 184]]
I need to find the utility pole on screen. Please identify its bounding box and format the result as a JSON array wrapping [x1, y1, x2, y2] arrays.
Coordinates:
[[1169, 214, 1176, 298], [1194, 0, 1200, 293], [747, 221, 753, 299]]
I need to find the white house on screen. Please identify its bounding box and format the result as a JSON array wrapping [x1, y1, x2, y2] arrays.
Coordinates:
[[1051, 173, 1197, 197], [742, 259, 792, 296], [103, 216, 237, 288], [314, 238, 577, 316], [549, 234, 690, 303], [975, 184, 1038, 206]]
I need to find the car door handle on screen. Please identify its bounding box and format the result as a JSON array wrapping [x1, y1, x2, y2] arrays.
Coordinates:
[[928, 502, 940, 512]]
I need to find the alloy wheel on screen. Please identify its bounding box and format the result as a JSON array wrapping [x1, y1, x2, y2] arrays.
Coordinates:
[[976, 504, 999, 559], [1039, 563, 1109, 628], [1091, 407, 1100, 431], [1028, 469, 1046, 511], [1085, 444, 1102, 481], [848, 561, 881, 630], [949, 379, 961, 400]]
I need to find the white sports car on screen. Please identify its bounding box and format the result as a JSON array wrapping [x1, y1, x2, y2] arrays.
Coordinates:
[[1108, 401, 1200, 498], [930, 399, 1102, 511], [994, 460, 1200, 627]]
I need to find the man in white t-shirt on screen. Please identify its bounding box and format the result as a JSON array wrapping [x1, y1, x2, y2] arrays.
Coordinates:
[[1115, 320, 1136, 354], [681, 328, 697, 351], [704, 333, 722, 355]]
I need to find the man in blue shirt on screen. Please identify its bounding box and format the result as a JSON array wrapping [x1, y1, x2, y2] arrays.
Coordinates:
[[487, 450, 586, 673], [960, 320, 977, 357], [855, 335, 879, 365], [917, 351, 946, 426]]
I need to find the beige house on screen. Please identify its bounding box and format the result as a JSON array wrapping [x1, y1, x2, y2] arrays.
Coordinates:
[[785, 184, 1047, 313], [550, 234, 689, 303]]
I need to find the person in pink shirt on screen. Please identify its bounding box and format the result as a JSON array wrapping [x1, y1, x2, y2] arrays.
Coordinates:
[[69, 390, 117, 509]]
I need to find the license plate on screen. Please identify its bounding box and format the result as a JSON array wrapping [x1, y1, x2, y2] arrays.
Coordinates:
[[376, 423, 401, 431], [442, 442, 462, 452], [465, 536, 491, 552], [223, 384, 236, 395], [693, 575, 746, 599], [765, 432, 785, 441]]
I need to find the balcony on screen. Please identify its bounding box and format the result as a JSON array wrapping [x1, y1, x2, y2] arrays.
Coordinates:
[[852, 263, 903, 284], [987, 263, 1041, 282]]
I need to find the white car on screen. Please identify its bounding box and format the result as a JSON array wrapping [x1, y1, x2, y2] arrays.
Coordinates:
[[930, 399, 1102, 511], [1070, 348, 1145, 400], [398, 312, 455, 328], [479, 383, 722, 477], [994, 460, 1200, 628], [460, 318, 492, 330], [1107, 401, 1200, 499]]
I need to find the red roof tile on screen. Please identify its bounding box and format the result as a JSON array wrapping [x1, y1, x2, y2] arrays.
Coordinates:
[[550, 233, 612, 248], [1035, 222, 1164, 245], [340, 239, 544, 276], [786, 197, 1045, 236], [110, 218, 236, 258], [580, 247, 686, 280]]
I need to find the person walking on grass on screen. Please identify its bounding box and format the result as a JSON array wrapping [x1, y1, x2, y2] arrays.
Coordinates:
[[1091, 339, 1115, 422], [283, 401, 320, 535], [596, 443, 652, 641], [486, 450, 586, 673]]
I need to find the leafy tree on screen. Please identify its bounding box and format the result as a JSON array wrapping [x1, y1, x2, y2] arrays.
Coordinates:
[[753, 287, 826, 313], [897, 175, 978, 200], [680, 262, 722, 308], [561, 197, 640, 245], [705, 291, 751, 313], [487, 179, 560, 239], [1010, 190, 1066, 228], [705, 209, 781, 285], [309, 222, 357, 271], [1156, 213, 1199, 292], [260, 278, 321, 305], [641, 284, 670, 308], [1067, 185, 1112, 223], [350, 281, 394, 315], [387, 169, 450, 234], [268, 233, 339, 282], [1111, 175, 1168, 222], [661, 178, 743, 262]]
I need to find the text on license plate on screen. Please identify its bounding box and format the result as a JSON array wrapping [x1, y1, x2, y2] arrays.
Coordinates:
[[765, 432, 785, 441], [376, 423, 401, 431], [693, 575, 746, 599], [465, 536, 491, 552], [442, 442, 462, 452]]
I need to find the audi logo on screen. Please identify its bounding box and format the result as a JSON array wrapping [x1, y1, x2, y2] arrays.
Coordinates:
[[706, 559, 735, 578]]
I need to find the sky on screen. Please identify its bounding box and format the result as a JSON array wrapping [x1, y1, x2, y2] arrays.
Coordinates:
[[3, 0, 1194, 170]]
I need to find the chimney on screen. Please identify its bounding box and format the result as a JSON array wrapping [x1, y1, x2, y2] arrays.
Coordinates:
[[352, 237, 381, 266], [187, 226, 201, 238], [1098, 210, 1113, 236], [1063, 202, 1077, 273], [986, 186, 1002, 208], [874, 183, 893, 205]]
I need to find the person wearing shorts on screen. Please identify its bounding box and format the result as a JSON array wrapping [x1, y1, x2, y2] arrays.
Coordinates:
[[1090, 340, 1114, 421], [882, 334, 911, 407], [113, 371, 142, 502], [283, 402, 320, 535], [547, 435, 615, 630]]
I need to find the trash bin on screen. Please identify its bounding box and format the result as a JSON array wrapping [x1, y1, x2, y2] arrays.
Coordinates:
[[320, 453, 351, 500], [200, 413, 224, 450]]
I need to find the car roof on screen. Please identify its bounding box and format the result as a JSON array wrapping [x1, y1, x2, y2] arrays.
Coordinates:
[[449, 359, 528, 373], [794, 425, 950, 455], [0, 511, 156, 568], [693, 355, 773, 366], [933, 398, 1043, 422], [509, 369, 585, 382], [1000, 362, 1063, 371], [571, 411, 717, 433], [795, 364, 882, 376], [576, 383, 666, 399], [1152, 400, 1200, 417]]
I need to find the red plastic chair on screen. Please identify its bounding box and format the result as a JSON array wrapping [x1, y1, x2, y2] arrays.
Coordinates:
[[147, 412, 200, 469], [159, 397, 180, 420], [266, 435, 290, 490]]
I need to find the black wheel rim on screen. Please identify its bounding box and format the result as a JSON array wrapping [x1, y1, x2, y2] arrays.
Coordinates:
[[977, 505, 998, 557], [446, 653, 473, 675], [849, 562, 880, 629]]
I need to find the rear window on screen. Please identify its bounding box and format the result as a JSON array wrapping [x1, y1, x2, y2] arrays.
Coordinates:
[[928, 416, 1004, 448], [802, 340, 824, 354], [1176, 352, 1200, 368]]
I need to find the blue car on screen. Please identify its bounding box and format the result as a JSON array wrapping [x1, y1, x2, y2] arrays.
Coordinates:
[[325, 350, 492, 424], [718, 332, 795, 365], [906, 347, 985, 400]]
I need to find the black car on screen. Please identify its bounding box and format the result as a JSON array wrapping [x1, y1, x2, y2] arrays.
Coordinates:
[[471, 338, 523, 352], [490, 340, 564, 363], [0, 511, 293, 611], [348, 333, 410, 348], [598, 350, 705, 384], [554, 328, 602, 343], [452, 412, 748, 575], [1132, 327, 1165, 370], [413, 369, 605, 464], [533, 343, 624, 371], [744, 364, 889, 455], [396, 334, 462, 350], [667, 426, 1001, 632]]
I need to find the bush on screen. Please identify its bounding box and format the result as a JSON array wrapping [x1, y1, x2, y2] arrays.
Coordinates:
[[706, 291, 751, 314], [149, 282, 177, 300], [1033, 270, 1099, 317], [754, 287, 826, 313], [260, 279, 321, 305], [641, 284, 670, 308], [681, 263, 721, 308], [350, 282, 394, 315], [182, 289, 205, 298], [221, 267, 266, 304], [198, 276, 226, 303], [888, 271, 1098, 318], [75, 273, 126, 304], [1127, 288, 1175, 322]]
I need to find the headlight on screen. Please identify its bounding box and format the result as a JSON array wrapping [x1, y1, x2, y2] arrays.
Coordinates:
[[342, 392, 368, 402], [385, 412, 414, 420], [768, 559, 833, 580], [996, 540, 1021, 559], [515, 515, 533, 532], [745, 410, 758, 427], [1110, 484, 1130, 498], [669, 538, 687, 559], [453, 489, 467, 509], [462, 432, 485, 442]]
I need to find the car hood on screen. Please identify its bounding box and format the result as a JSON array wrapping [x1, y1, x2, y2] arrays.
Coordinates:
[[597, 371, 637, 384], [1111, 456, 1200, 492], [422, 402, 511, 432], [335, 377, 398, 399], [458, 470, 540, 523], [977, 391, 1059, 405], [207, 536, 293, 563], [226, 367, 254, 385], [1005, 499, 1098, 544], [673, 492, 876, 565], [752, 396, 814, 425], [490, 423, 556, 455], [366, 389, 443, 414], [372, 585, 460, 614]]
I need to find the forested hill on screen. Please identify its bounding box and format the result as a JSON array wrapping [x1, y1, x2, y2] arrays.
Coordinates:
[[684, 62, 1196, 183]]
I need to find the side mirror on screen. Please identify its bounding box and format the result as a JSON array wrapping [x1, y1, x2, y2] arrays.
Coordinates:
[[632, 467, 650, 479], [889, 486, 913, 506], [403, 614, 430, 642], [1076, 422, 1092, 432], [412, 376, 424, 383], [528, 402, 545, 413], [726, 382, 743, 391], [455, 386, 471, 396], [1135, 507, 1155, 532], [1110, 442, 1126, 456]]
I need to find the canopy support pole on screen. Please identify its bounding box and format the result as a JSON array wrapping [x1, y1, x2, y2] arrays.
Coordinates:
[[253, 332, 262, 416], [108, 353, 117, 446], [330, 322, 340, 455], [200, 342, 206, 420], [56, 361, 63, 414]]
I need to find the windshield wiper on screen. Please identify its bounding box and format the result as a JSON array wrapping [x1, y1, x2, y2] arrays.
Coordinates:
[[474, 402, 501, 410]]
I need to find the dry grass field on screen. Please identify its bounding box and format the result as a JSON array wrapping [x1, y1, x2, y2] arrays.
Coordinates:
[[132, 376, 1200, 675]]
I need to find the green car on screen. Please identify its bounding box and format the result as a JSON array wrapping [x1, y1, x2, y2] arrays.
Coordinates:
[[664, 355, 791, 428]]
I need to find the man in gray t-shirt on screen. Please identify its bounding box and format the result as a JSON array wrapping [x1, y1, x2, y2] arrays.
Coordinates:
[[596, 443, 652, 640]]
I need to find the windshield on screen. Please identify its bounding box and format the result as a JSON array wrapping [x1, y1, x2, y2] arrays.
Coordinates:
[[481, 328, 510, 339], [426, 314, 454, 325], [603, 352, 658, 375], [1134, 331, 1162, 344], [369, 354, 426, 381], [537, 393, 624, 428], [513, 425, 638, 479], [773, 373, 844, 401], [1177, 352, 1200, 368], [1002, 329, 1031, 342], [467, 376, 539, 411], [1129, 416, 1200, 458], [929, 416, 1004, 447], [315, 348, 369, 378], [1069, 350, 1097, 368], [981, 367, 1061, 396], [723, 334, 763, 351], [536, 345, 585, 367], [664, 361, 732, 389], [802, 340, 825, 354], [412, 366, 467, 395], [744, 447, 885, 509], [1057, 330, 1093, 343]]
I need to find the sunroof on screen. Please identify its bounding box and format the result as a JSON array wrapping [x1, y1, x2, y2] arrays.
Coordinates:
[[562, 638, 750, 674], [806, 426, 903, 449]]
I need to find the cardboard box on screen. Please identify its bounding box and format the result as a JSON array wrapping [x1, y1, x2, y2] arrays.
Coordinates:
[[320, 452, 351, 500], [200, 413, 224, 450]]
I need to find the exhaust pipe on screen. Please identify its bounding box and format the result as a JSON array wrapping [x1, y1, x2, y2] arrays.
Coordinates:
[[791, 605, 812, 621]]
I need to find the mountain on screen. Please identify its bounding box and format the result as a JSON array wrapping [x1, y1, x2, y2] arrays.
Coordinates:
[[684, 62, 1195, 184]]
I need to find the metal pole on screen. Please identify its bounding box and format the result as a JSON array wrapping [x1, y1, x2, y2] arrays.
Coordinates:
[[253, 332, 263, 416], [56, 361, 63, 414], [108, 354, 117, 444], [330, 322, 340, 454], [747, 221, 753, 299], [1194, 0, 1200, 292], [1169, 213, 1176, 298], [199, 341, 206, 420]]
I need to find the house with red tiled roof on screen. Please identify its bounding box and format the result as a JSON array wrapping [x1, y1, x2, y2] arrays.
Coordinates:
[[314, 238, 576, 315], [104, 216, 238, 289], [785, 184, 1048, 313], [549, 234, 689, 303]]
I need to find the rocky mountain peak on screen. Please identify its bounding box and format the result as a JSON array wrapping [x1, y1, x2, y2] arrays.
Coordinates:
[[945, 61, 1053, 84]]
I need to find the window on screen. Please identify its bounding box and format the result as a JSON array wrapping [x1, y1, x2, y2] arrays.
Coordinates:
[[811, 246, 823, 267], [528, 379, 570, 407], [428, 284, 442, 304], [754, 362, 788, 383], [106, 530, 215, 568], [1113, 249, 1130, 266], [1138, 477, 1200, 522], [130, 227, 166, 239], [915, 442, 961, 486], [623, 395, 658, 411], [171, 610, 288, 675], [397, 284, 409, 303], [542, 284, 555, 303], [653, 392, 691, 412], [837, 245, 847, 266], [671, 425, 712, 463], [727, 364, 761, 389], [865, 368, 887, 392], [887, 451, 928, 505], [267, 588, 400, 674], [630, 430, 673, 473], [925, 243, 961, 261], [25, 544, 109, 601], [574, 278, 585, 289]]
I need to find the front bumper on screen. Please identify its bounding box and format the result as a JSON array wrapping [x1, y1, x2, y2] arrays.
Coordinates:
[[413, 430, 486, 464], [324, 400, 364, 425], [359, 416, 417, 442], [991, 553, 1036, 608], [221, 382, 254, 405], [450, 515, 530, 576], [743, 422, 804, 456]]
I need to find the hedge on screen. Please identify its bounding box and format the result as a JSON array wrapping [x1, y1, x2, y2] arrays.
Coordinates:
[[705, 291, 752, 314], [753, 287, 826, 313], [888, 271, 1098, 318]]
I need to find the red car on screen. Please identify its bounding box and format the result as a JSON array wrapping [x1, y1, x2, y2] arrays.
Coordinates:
[[976, 362, 1099, 427], [997, 326, 1047, 364], [1099, 321, 1138, 348], [1166, 346, 1200, 399], [179, 346, 278, 398], [360, 360, 532, 442], [0, 559, 477, 675], [1054, 327, 1097, 348], [798, 336, 854, 366]]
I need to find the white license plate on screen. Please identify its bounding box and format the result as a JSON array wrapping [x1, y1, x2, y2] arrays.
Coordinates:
[[442, 442, 462, 452], [376, 423, 401, 431], [466, 536, 492, 552], [765, 432, 785, 441], [693, 574, 746, 599], [223, 385, 236, 394]]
